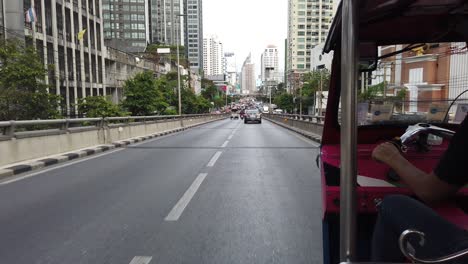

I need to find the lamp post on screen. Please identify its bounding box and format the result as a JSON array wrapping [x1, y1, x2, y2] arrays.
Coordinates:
[[176, 14, 187, 115]]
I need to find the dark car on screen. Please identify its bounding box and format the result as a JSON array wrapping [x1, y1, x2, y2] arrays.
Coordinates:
[[244, 109, 261, 124]]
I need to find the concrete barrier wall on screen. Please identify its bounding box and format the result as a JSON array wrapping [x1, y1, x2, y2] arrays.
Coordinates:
[[264, 114, 324, 136], [0, 115, 225, 167]]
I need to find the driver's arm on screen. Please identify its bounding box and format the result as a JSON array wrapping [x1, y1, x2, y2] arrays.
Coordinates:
[[372, 143, 457, 204], [372, 116, 468, 204]]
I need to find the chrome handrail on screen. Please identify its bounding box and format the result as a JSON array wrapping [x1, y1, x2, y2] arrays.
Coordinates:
[[399, 229, 468, 263]]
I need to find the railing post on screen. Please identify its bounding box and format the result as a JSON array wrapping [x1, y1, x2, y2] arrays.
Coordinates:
[[5, 121, 16, 138], [60, 119, 69, 132]]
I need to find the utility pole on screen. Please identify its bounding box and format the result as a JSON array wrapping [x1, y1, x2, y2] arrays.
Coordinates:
[[269, 83, 272, 106], [299, 82, 303, 118], [176, 13, 187, 115], [177, 35, 181, 115], [319, 70, 323, 116]]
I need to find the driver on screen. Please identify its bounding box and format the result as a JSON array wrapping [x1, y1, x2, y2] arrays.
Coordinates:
[[371, 115, 468, 262]]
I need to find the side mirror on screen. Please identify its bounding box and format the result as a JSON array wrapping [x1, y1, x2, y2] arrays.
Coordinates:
[[359, 42, 378, 72]]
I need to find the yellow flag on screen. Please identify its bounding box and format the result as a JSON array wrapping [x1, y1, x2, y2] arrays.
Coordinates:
[[77, 28, 87, 41]]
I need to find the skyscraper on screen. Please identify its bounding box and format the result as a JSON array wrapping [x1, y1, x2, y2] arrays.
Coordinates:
[[286, 0, 335, 91], [103, 0, 149, 53], [241, 54, 255, 94], [203, 36, 224, 77], [261, 45, 280, 83], [224, 52, 237, 87], [183, 0, 203, 72], [149, 0, 183, 46]]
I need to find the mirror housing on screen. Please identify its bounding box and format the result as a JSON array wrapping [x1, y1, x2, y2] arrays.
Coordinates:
[[359, 42, 378, 72]]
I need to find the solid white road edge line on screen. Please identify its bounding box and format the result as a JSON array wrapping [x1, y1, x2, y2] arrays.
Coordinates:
[[206, 151, 223, 167], [221, 140, 229, 148], [0, 149, 124, 186], [164, 173, 208, 221]]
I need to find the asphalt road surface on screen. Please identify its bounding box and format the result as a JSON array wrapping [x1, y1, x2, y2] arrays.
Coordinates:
[[0, 118, 323, 264]]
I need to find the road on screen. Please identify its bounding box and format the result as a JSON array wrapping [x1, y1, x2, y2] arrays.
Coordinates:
[[0, 118, 323, 264]]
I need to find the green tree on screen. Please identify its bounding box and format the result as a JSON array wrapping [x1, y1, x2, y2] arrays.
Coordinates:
[[300, 69, 331, 114], [0, 39, 61, 120], [274, 93, 294, 113], [201, 79, 224, 108], [77, 96, 128, 117], [122, 71, 168, 115]]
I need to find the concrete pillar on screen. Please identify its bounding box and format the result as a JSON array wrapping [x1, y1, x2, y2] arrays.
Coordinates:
[[3, 0, 24, 39]]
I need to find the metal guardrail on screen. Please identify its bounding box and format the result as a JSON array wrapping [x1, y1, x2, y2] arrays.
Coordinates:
[[263, 113, 325, 124], [0, 114, 226, 138]]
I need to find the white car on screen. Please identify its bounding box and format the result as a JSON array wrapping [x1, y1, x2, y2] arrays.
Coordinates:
[[230, 112, 240, 119], [273, 109, 284, 114]]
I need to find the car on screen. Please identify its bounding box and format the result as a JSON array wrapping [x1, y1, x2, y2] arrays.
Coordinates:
[[273, 109, 283, 114], [244, 109, 261, 124]]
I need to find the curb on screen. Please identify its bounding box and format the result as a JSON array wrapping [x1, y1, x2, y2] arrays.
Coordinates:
[[0, 117, 227, 180], [264, 117, 322, 144]]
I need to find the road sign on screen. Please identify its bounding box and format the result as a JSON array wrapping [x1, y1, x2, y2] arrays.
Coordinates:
[[157, 48, 171, 54]]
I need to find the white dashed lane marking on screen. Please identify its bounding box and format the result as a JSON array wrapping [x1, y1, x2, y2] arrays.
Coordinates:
[[129, 256, 152, 264], [164, 173, 208, 221], [206, 151, 223, 167]]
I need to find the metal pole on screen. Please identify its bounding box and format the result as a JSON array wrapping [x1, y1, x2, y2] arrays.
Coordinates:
[[319, 70, 323, 116], [269, 84, 272, 106], [299, 84, 303, 117], [340, 0, 359, 262], [177, 32, 182, 115]]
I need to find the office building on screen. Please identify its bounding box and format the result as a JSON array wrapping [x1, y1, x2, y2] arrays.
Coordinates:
[[149, 0, 183, 46], [103, 0, 149, 53], [224, 52, 237, 86], [2, 0, 106, 116], [203, 36, 224, 77], [287, 0, 335, 91], [241, 54, 255, 94], [261, 45, 280, 83], [183, 0, 203, 72]]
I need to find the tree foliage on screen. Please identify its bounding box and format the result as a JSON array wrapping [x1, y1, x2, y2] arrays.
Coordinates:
[[201, 78, 224, 108], [0, 39, 61, 120], [77, 96, 128, 117], [300, 69, 330, 110], [122, 71, 168, 116], [274, 93, 294, 113]]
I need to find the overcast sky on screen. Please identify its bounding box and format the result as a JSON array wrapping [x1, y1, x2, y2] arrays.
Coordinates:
[[203, 0, 288, 75]]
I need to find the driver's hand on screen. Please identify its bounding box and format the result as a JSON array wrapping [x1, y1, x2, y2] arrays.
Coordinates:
[[372, 142, 402, 165]]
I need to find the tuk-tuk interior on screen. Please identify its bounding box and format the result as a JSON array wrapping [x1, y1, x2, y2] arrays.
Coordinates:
[[320, 1, 468, 263]]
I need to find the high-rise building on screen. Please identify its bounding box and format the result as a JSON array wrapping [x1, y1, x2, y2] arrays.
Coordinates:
[[261, 45, 280, 83], [241, 54, 255, 94], [203, 36, 224, 77], [103, 0, 149, 53], [224, 52, 237, 86], [286, 0, 335, 91], [149, 0, 183, 46], [4, 0, 106, 116], [183, 0, 203, 72]]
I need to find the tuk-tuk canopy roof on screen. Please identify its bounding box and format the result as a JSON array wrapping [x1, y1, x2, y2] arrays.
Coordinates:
[[323, 0, 468, 53]]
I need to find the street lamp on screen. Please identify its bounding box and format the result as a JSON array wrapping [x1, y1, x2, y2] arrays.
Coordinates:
[[176, 14, 187, 115]]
